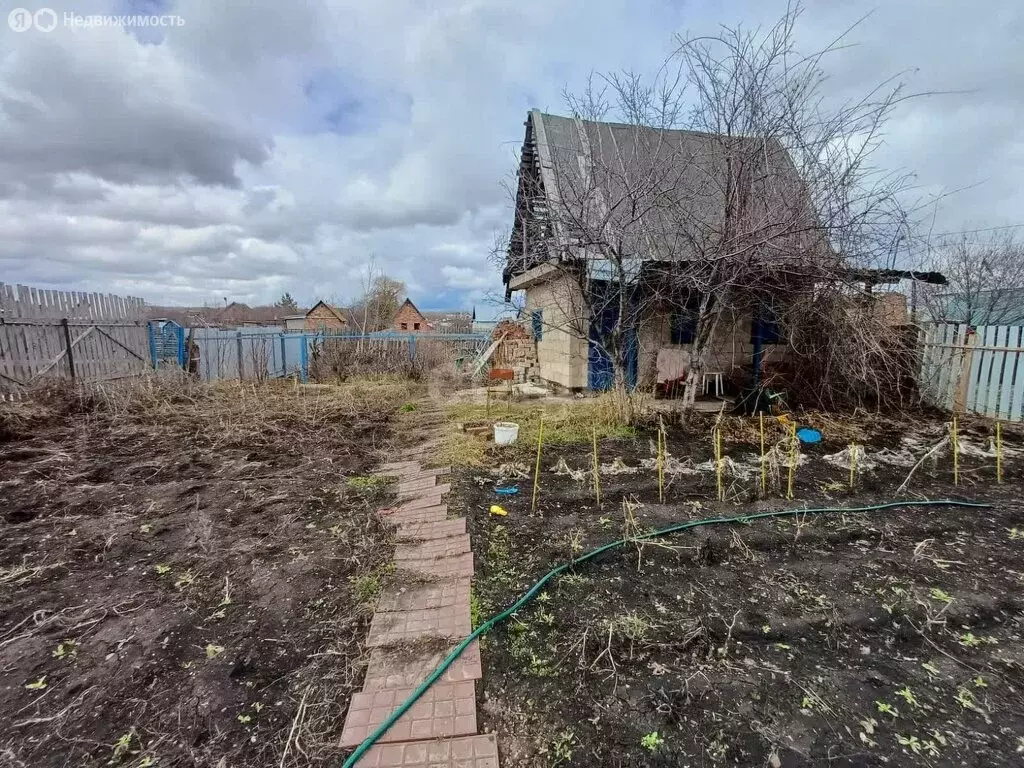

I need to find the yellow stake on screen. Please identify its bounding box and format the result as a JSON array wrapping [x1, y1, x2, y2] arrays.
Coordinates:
[[952, 416, 959, 486], [657, 420, 665, 503], [996, 421, 1003, 484], [531, 413, 545, 513], [592, 426, 601, 505], [715, 426, 724, 502], [759, 413, 766, 497], [849, 443, 857, 489], [786, 422, 797, 500]]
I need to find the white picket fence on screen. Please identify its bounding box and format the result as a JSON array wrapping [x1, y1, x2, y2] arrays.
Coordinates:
[[919, 322, 1024, 420]]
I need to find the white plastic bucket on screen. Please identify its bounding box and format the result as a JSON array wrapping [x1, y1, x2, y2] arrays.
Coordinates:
[[493, 422, 519, 445]]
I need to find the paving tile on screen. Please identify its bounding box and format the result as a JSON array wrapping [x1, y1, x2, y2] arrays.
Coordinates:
[[351, 734, 498, 767], [395, 536, 471, 563], [384, 507, 448, 527], [398, 495, 446, 511], [366, 603, 471, 647], [396, 518, 466, 542], [398, 477, 439, 492], [396, 552, 474, 579], [363, 639, 482, 690], [377, 579, 471, 613], [340, 680, 477, 747]]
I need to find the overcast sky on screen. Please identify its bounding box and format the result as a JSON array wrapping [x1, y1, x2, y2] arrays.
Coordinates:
[[1, 0, 1022, 311]]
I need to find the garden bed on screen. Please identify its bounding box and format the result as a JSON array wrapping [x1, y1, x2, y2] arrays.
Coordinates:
[[457, 409, 1024, 766], [0, 379, 416, 767]]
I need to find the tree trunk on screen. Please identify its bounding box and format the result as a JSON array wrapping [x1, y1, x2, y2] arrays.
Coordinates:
[[681, 294, 725, 409]]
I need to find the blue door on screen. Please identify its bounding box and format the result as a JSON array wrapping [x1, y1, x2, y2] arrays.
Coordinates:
[[588, 300, 637, 391]]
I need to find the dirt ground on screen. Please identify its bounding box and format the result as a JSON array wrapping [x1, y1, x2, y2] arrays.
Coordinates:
[[457, 410, 1024, 767], [0, 378, 416, 768]]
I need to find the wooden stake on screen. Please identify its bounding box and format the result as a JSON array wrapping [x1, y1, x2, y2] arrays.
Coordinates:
[[486, 387, 491, 418], [786, 422, 797, 500], [951, 416, 959, 486], [996, 421, 1003, 484], [759, 413, 766, 497], [507, 380, 513, 414], [592, 426, 601, 505], [531, 413, 545, 513], [715, 426, 724, 502], [849, 443, 857, 489]]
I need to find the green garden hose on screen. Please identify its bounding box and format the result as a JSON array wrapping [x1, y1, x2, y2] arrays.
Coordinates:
[[341, 498, 990, 767]]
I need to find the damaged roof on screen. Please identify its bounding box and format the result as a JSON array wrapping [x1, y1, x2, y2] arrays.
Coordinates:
[[508, 110, 817, 279]]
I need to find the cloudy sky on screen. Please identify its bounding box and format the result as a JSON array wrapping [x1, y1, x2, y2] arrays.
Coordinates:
[[1, 0, 1022, 312]]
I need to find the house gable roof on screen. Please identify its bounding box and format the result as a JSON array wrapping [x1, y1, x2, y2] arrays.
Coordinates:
[[305, 300, 347, 324], [507, 109, 816, 282]]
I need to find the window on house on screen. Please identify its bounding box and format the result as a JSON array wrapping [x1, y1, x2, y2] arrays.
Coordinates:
[[400, 322, 408, 330], [669, 312, 696, 344], [751, 299, 784, 344], [669, 294, 702, 344], [531, 310, 543, 340], [413, 322, 420, 330]]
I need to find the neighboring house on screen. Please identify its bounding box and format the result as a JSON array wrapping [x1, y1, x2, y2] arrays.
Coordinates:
[[930, 287, 1024, 326], [282, 315, 307, 332], [393, 298, 433, 332], [304, 301, 347, 332], [423, 310, 473, 333]]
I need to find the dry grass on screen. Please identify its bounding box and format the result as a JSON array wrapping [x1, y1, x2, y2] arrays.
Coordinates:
[[440, 395, 639, 467]]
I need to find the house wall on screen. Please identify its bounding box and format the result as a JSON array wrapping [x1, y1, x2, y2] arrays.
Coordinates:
[[637, 306, 788, 390], [304, 305, 346, 332], [525, 274, 588, 390], [393, 303, 429, 332]]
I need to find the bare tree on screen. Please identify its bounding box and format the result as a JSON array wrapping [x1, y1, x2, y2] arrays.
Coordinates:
[[505, 2, 918, 412], [919, 232, 1024, 326], [351, 261, 406, 335]]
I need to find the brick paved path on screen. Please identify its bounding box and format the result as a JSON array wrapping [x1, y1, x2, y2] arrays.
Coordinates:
[[340, 460, 498, 768]]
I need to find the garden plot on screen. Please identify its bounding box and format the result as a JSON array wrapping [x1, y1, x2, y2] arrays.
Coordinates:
[[454, 409, 1024, 767], [0, 379, 416, 767]]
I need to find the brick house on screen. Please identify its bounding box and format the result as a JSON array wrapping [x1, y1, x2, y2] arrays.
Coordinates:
[[304, 301, 347, 332], [393, 298, 433, 333]]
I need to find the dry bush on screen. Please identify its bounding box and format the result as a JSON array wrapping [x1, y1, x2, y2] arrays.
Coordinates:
[[309, 338, 461, 382], [784, 292, 920, 411]]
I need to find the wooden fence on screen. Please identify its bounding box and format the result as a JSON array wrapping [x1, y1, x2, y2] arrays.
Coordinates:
[[919, 322, 1024, 421], [0, 283, 151, 397]]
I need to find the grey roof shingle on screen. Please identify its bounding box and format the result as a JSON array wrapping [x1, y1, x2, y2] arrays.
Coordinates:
[[520, 110, 817, 267]]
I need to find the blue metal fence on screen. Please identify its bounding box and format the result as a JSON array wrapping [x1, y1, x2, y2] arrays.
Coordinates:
[[148, 325, 490, 382]]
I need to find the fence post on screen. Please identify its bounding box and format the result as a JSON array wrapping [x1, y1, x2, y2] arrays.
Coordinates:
[[300, 334, 308, 383], [409, 333, 416, 361], [61, 318, 76, 380], [236, 331, 245, 380], [148, 321, 159, 369], [954, 327, 976, 413], [280, 334, 287, 376]]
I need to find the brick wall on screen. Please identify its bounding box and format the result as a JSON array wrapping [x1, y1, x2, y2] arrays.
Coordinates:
[[304, 304, 346, 331], [394, 303, 430, 332], [524, 275, 588, 389]]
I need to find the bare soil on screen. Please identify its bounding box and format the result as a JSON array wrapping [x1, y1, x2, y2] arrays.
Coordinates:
[[459, 413, 1024, 767], [0, 380, 413, 767]]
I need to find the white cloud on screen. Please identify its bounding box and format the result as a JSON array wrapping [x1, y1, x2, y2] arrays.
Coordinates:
[[0, 0, 1021, 307]]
